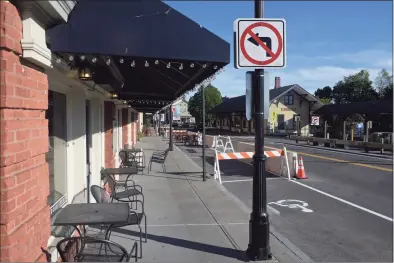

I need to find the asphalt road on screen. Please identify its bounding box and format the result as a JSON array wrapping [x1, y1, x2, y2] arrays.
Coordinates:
[[175, 137, 393, 262]]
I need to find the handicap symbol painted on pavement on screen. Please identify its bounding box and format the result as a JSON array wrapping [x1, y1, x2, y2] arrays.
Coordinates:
[[268, 199, 313, 213]]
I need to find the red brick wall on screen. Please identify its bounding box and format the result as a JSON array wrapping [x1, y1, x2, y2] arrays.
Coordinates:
[[131, 112, 135, 146], [0, 2, 51, 262], [122, 108, 128, 147], [104, 101, 115, 168]]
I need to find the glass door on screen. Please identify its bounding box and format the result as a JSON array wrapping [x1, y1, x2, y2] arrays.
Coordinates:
[[46, 91, 67, 215], [85, 100, 92, 203], [277, 114, 285, 130]]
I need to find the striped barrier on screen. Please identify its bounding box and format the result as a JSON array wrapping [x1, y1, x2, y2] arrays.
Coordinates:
[[213, 148, 289, 184], [217, 150, 283, 160]]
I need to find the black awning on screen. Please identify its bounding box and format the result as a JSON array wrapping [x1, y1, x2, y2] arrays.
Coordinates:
[[46, 0, 229, 63], [128, 99, 170, 113], [46, 0, 229, 101]]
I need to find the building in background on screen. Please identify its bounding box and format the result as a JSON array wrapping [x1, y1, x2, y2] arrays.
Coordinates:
[[209, 77, 323, 136], [163, 98, 195, 124]]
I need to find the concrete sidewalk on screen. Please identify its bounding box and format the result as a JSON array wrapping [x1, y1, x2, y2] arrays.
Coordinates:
[[100, 135, 312, 263]]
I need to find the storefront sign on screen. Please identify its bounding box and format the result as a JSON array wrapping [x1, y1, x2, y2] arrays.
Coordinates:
[[281, 108, 295, 112]]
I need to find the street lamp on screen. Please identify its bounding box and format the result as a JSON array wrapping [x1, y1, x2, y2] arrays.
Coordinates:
[[246, 0, 272, 261]]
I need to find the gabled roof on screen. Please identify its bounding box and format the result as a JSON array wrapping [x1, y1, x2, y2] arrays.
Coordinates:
[[313, 100, 392, 120], [209, 84, 322, 114]]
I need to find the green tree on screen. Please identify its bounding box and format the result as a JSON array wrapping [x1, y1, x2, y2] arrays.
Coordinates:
[[332, 70, 378, 104], [188, 84, 222, 124], [319, 97, 332, 104], [314, 86, 332, 99], [314, 86, 333, 104], [375, 69, 393, 100]]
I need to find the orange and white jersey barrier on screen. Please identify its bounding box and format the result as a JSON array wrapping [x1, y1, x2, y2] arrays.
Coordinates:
[[213, 148, 287, 184], [216, 150, 283, 160]]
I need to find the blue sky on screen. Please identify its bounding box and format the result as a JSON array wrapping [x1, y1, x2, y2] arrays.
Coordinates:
[[166, 1, 393, 98]]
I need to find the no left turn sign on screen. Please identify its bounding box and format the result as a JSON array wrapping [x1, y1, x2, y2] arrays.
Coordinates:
[[234, 18, 286, 69]]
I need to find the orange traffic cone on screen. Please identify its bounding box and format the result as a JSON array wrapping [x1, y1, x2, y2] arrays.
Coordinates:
[[296, 156, 308, 179]]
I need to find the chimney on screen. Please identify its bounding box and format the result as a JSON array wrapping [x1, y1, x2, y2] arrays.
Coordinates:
[[274, 77, 281, 89]]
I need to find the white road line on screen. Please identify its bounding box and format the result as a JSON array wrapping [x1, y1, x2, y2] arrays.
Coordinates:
[[290, 180, 393, 222]]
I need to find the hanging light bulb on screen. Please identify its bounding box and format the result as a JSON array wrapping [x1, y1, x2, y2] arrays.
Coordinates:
[[119, 58, 124, 63], [179, 63, 183, 70], [106, 59, 111, 65], [155, 60, 159, 65], [145, 61, 149, 67], [56, 58, 61, 63], [213, 65, 218, 70], [131, 61, 135, 67], [167, 62, 171, 68], [92, 57, 97, 63], [202, 64, 207, 68], [69, 55, 74, 61], [80, 55, 85, 61], [190, 63, 194, 68]]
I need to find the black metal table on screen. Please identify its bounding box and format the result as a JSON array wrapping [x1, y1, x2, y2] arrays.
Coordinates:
[[53, 203, 130, 236]]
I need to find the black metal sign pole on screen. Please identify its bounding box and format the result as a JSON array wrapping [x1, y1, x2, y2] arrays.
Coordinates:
[[202, 85, 207, 181], [169, 105, 173, 151], [246, 0, 271, 260]]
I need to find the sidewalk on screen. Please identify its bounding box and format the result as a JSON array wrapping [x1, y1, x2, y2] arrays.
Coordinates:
[[100, 135, 312, 263]]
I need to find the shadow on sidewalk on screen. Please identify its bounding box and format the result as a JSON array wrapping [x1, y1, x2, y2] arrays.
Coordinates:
[[142, 173, 202, 181], [156, 171, 203, 177], [110, 228, 248, 262]]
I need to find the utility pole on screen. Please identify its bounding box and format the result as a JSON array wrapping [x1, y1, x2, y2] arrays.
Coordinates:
[[246, 0, 271, 260], [201, 85, 206, 181]]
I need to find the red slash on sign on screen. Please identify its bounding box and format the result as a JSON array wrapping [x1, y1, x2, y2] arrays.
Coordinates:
[[240, 22, 283, 66]]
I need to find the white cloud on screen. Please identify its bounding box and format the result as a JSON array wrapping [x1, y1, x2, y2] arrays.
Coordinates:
[[277, 66, 382, 93], [207, 48, 392, 98], [316, 49, 392, 68]]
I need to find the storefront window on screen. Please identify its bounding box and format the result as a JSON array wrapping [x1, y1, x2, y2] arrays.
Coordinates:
[[46, 90, 67, 215]]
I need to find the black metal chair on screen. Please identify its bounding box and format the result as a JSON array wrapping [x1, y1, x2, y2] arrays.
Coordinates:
[[56, 236, 135, 262], [101, 169, 145, 210], [119, 149, 146, 174], [148, 148, 170, 173], [90, 185, 147, 259], [119, 150, 138, 168]]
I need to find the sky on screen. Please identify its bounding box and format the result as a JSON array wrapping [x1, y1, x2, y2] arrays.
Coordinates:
[[165, 1, 393, 98]]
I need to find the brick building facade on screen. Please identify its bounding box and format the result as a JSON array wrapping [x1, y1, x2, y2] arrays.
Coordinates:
[[0, 1, 141, 261]]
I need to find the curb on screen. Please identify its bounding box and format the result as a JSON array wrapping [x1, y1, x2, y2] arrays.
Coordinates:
[[175, 143, 313, 262], [213, 181, 314, 263]]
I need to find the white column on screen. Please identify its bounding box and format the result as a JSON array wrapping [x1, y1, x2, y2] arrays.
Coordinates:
[[127, 108, 132, 146]]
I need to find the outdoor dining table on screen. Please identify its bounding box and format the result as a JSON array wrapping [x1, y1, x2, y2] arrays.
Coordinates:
[[119, 148, 145, 172], [53, 203, 130, 237], [102, 167, 138, 181]]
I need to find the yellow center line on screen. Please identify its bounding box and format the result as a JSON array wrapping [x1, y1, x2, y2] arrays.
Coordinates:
[[263, 145, 393, 172]]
